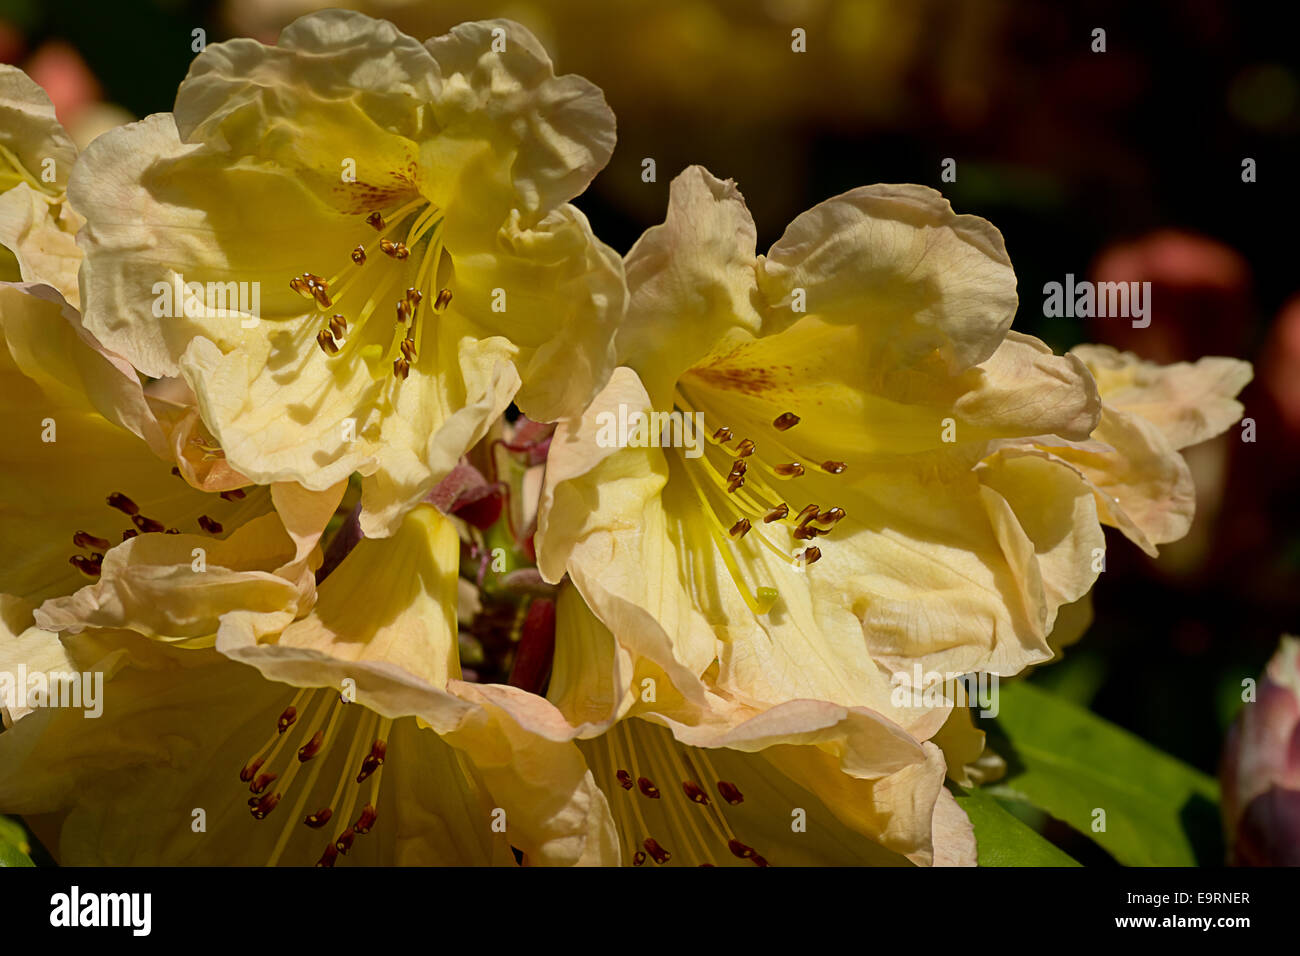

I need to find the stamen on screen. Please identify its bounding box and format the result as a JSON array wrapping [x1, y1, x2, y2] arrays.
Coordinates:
[[379, 239, 409, 260], [350, 245, 366, 264], [106, 492, 138, 515], [220, 489, 246, 501], [729, 518, 751, 539], [799, 546, 822, 566], [795, 504, 820, 523], [69, 554, 102, 576], [716, 781, 745, 805], [616, 770, 634, 790], [637, 777, 661, 799], [198, 515, 223, 534], [304, 808, 333, 829], [712, 426, 733, 443], [121, 530, 137, 541], [773, 412, 800, 431], [316, 329, 340, 355], [365, 212, 385, 230], [131, 514, 165, 534], [73, 531, 110, 550], [644, 838, 672, 864], [328, 314, 347, 339], [817, 507, 846, 523], [434, 288, 452, 311], [735, 439, 755, 457], [774, 462, 804, 477], [763, 504, 789, 523], [821, 460, 847, 474], [356, 739, 386, 783], [277, 706, 298, 734]]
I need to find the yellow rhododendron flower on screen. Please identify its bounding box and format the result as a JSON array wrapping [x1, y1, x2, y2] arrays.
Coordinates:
[[0, 282, 285, 608], [537, 583, 974, 866], [70, 12, 625, 538], [537, 166, 1107, 718], [0, 66, 83, 305], [0, 503, 617, 865]]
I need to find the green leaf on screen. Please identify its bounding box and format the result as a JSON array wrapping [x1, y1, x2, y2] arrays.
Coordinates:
[[986, 680, 1222, 866], [0, 815, 34, 868], [952, 785, 1080, 866]]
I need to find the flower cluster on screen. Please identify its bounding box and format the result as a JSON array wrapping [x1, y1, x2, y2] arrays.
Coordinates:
[[0, 12, 1250, 866]]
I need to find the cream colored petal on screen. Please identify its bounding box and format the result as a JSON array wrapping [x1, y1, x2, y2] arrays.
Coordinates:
[[758, 182, 1017, 374], [424, 18, 615, 220], [617, 165, 762, 406], [0, 186, 83, 306], [0, 65, 78, 193], [1071, 343, 1252, 449]]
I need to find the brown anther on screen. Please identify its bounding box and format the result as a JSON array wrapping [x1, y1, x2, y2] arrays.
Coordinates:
[[821, 460, 847, 474], [305, 808, 333, 829], [356, 740, 386, 783], [250, 792, 281, 819], [354, 805, 378, 834], [637, 777, 661, 799], [249, 772, 278, 795], [773, 412, 801, 431], [712, 426, 733, 443], [277, 706, 298, 733], [131, 514, 165, 534], [289, 276, 314, 298], [735, 439, 755, 457], [297, 730, 324, 762], [406, 288, 423, 307], [365, 211, 385, 230], [171, 466, 182, 477], [728, 459, 747, 479], [106, 492, 139, 516], [380, 239, 409, 260], [434, 288, 452, 311], [774, 462, 805, 477], [73, 531, 110, 550], [763, 504, 789, 523], [335, 828, 356, 854], [350, 245, 367, 264], [121, 530, 138, 541], [682, 781, 710, 805], [632, 851, 646, 866], [644, 838, 671, 864], [68, 554, 103, 577], [239, 757, 265, 783], [312, 284, 333, 309], [729, 518, 751, 539], [726, 477, 745, 494], [728, 839, 756, 859], [304, 273, 325, 285], [316, 328, 340, 355], [220, 488, 246, 501], [198, 515, 223, 534], [393, 357, 410, 381], [752, 855, 770, 867], [396, 299, 411, 324], [329, 314, 347, 339], [616, 770, 634, 790], [316, 844, 339, 868], [800, 546, 823, 566], [794, 525, 826, 540], [795, 504, 820, 523], [400, 338, 417, 362], [716, 781, 744, 805], [817, 507, 846, 524]]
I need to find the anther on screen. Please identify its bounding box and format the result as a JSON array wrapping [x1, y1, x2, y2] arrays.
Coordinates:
[[400, 338, 417, 362], [644, 838, 671, 864], [69, 554, 102, 576], [239, 757, 265, 783], [335, 828, 356, 854], [220, 488, 246, 501], [763, 504, 789, 523], [250, 792, 281, 819], [774, 462, 804, 477], [713, 426, 733, 443], [795, 504, 820, 523], [728, 459, 747, 479], [350, 245, 366, 264], [250, 772, 278, 795], [800, 546, 822, 566], [73, 531, 110, 550], [638, 777, 661, 799], [434, 288, 452, 311], [716, 781, 744, 805], [107, 492, 138, 516], [131, 514, 165, 534], [121, 530, 138, 541], [729, 518, 751, 539], [198, 515, 223, 534], [316, 328, 340, 355], [735, 439, 755, 457], [312, 284, 333, 309], [305, 808, 333, 829], [728, 839, 756, 859], [354, 805, 378, 834], [356, 740, 386, 783], [380, 239, 409, 260], [406, 289, 423, 307], [277, 706, 298, 733], [794, 525, 826, 540], [393, 357, 410, 380], [396, 299, 411, 324], [289, 276, 314, 298], [632, 851, 646, 866], [297, 730, 324, 762], [329, 314, 347, 339], [316, 845, 339, 868], [616, 770, 634, 790], [726, 476, 745, 494], [682, 781, 710, 805], [821, 461, 847, 474], [817, 507, 846, 524], [165, 528, 180, 534], [365, 211, 385, 230], [773, 412, 800, 431]]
